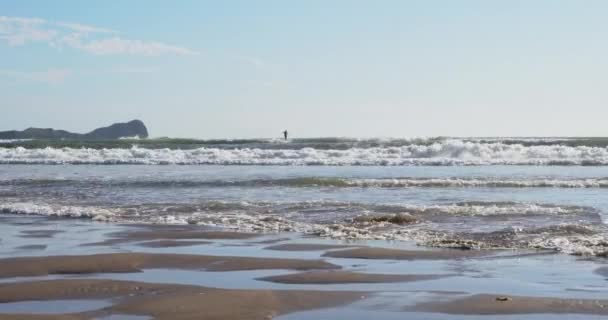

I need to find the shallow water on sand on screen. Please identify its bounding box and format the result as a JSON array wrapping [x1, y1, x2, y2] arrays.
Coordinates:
[[0, 219, 607, 319], [1, 164, 608, 255], [278, 309, 608, 320], [3, 138, 608, 319], [0, 299, 112, 314]]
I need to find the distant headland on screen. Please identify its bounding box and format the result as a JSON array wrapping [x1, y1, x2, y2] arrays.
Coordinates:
[[0, 120, 149, 140]]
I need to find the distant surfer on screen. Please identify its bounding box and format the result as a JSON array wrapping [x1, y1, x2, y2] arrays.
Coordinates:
[[283, 130, 288, 140]]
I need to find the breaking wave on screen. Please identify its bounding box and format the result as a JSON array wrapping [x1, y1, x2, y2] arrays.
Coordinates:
[[2, 199, 606, 255], [0, 202, 115, 221], [339, 177, 608, 188], [5, 177, 608, 188], [0, 199, 595, 221], [3, 139, 608, 165], [6, 136, 608, 149]]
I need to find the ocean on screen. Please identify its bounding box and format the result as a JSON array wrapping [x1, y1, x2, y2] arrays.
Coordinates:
[[2, 137, 608, 256]]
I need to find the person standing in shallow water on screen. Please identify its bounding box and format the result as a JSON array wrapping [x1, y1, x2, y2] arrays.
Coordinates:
[[283, 130, 288, 140]]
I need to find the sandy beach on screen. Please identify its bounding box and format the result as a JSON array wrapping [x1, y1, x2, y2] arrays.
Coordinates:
[[1, 217, 607, 319]]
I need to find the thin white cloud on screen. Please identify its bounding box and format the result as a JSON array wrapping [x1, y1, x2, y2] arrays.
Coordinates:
[[109, 66, 157, 74], [0, 16, 196, 56], [0, 16, 45, 24], [0, 68, 71, 85], [0, 66, 158, 85], [55, 21, 115, 34], [231, 54, 267, 68], [78, 37, 198, 56], [0, 16, 55, 46]]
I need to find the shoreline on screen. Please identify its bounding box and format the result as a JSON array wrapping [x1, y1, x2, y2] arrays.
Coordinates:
[[0, 217, 607, 319]]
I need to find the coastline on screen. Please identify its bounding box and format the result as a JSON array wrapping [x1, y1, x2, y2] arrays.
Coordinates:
[[1, 216, 607, 319]]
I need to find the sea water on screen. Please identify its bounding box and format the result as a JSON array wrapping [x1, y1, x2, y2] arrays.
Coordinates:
[[1, 137, 608, 255]]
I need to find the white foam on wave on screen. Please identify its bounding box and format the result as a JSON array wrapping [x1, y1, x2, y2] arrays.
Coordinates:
[[345, 178, 608, 188], [161, 210, 608, 256], [2, 139, 608, 165], [0, 199, 591, 221], [0, 202, 115, 221], [1, 200, 606, 255], [409, 203, 589, 216], [528, 234, 608, 256]]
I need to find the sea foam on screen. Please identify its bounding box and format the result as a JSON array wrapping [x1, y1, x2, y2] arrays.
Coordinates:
[[0, 202, 115, 221], [2, 139, 608, 165], [1, 199, 606, 255]]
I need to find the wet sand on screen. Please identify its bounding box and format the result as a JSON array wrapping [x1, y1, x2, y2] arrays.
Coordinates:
[[0, 315, 85, 320], [81, 225, 258, 247], [0, 279, 364, 320], [135, 240, 211, 248], [594, 266, 608, 277], [113, 285, 362, 320], [0, 279, 169, 302], [19, 230, 64, 239], [117, 229, 259, 240], [411, 294, 608, 315], [2, 220, 608, 319], [15, 244, 47, 250], [264, 243, 360, 251], [322, 247, 485, 260], [258, 271, 449, 284], [0, 253, 340, 278], [79, 238, 135, 247]]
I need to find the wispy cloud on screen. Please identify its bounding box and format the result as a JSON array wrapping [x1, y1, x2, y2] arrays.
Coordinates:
[[77, 38, 197, 56], [0, 68, 71, 85], [0, 16, 55, 46], [109, 66, 157, 74], [231, 54, 268, 68], [0, 66, 160, 85], [0, 16, 197, 56], [55, 21, 115, 34]]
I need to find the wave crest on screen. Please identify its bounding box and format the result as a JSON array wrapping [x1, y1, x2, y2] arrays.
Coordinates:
[[2, 140, 608, 165], [4, 176, 608, 189], [1, 199, 605, 255]]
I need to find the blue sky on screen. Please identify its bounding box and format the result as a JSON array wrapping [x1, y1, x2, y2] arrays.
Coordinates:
[[1, 1, 607, 138]]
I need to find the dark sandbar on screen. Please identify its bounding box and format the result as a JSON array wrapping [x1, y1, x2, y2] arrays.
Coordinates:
[[595, 266, 608, 277], [136, 240, 211, 248], [19, 230, 64, 239], [0, 253, 340, 278], [258, 271, 449, 284], [323, 247, 485, 260], [117, 230, 258, 240], [81, 227, 258, 247], [0, 315, 85, 320], [0, 279, 363, 320], [15, 244, 47, 250], [250, 237, 292, 245], [264, 243, 361, 251], [411, 294, 608, 315]]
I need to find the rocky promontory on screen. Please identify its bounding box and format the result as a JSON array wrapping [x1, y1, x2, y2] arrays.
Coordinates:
[[0, 120, 149, 140]]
